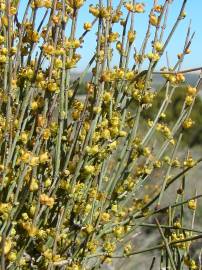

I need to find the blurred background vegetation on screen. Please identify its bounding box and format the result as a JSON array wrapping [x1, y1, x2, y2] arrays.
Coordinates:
[[143, 85, 202, 147], [75, 72, 202, 147]]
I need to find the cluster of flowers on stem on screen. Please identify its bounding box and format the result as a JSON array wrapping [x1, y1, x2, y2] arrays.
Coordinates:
[[0, 0, 201, 269]]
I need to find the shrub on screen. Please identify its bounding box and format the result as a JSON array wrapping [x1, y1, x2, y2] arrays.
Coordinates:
[[0, 0, 201, 269], [143, 85, 202, 147]]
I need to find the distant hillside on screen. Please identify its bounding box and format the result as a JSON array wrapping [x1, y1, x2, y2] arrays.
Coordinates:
[[71, 71, 201, 89], [153, 73, 200, 87]]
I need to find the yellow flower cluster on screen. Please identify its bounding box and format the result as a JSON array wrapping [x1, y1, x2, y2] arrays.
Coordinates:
[[0, 0, 199, 269]]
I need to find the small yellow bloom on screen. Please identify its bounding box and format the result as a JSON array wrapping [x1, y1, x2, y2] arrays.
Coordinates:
[[43, 44, 55, 55], [40, 194, 55, 207], [147, 52, 160, 61], [22, 221, 38, 237], [1, 16, 8, 27], [7, 252, 17, 262], [0, 35, 5, 44], [187, 86, 197, 96], [47, 81, 58, 92], [84, 165, 95, 175], [100, 212, 110, 222], [39, 152, 49, 163], [20, 132, 29, 144], [154, 41, 163, 52], [31, 31, 40, 42], [84, 22, 92, 31], [0, 2, 6, 11], [128, 30, 136, 44], [150, 15, 158, 26], [43, 129, 51, 140], [173, 221, 181, 228], [29, 156, 39, 167], [108, 141, 117, 150], [89, 5, 100, 17], [29, 205, 36, 217], [29, 178, 39, 192], [124, 243, 132, 254], [0, 55, 7, 63], [154, 5, 162, 13], [119, 130, 127, 137], [176, 73, 185, 82], [125, 3, 133, 12], [185, 95, 194, 106], [54, 58, 63, 69], [68, 0, 84, 9], [86, 145, 99, 155], [44, 0, 52, 8], [44, 178, 52, 188], [182, 118, 194, 129], [21, 152, 31, 163], [43, 249, 52, 260], [85, 224, 94, 234], [188, 199, 197, 210], [184, 157, 195, 168], [185, 48, 191, 54], [103, 241, 116, 254], [113, 226, 124, 238], [4, 238, 12, 255], [134, 3, 144, 13], [33, 0, 44, 8]]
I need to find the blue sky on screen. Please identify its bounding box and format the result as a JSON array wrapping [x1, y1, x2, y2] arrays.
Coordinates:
[[18, 0, 202, 71], [75, 0, 202, 71]]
